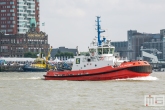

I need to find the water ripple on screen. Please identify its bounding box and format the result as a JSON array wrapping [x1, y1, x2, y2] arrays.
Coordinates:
[[115, 76, 158, 81]]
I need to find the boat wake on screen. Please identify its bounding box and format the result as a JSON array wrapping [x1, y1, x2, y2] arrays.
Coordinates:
[[115, 76, 158, 81], [19, 77, 42, 80], [26, 77, 43, 80], [0, 77, 43, 80]]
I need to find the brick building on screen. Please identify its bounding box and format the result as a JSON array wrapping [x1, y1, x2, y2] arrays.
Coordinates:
[[0, 18, 49, 57]]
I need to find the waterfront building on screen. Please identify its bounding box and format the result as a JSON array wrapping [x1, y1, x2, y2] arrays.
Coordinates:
[[160, 29, 165, 60], [127, 30, 164, 60], [0, 0, 39, 34], [143, 35, 162, 60], [111, 41, 128, 58], [112, 30, 165, 61], [51, 47, 77, 60], [0, 19, 49, 57]]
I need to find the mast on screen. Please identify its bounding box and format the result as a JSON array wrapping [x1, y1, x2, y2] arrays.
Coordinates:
[[96, 16, 105, 46], [46, 46, 52, 61]]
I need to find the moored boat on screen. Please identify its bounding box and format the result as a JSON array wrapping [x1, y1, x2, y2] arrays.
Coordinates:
[[22, 64, 47, 72], [43, 16, 152, 80], [22, 46, 54, 72]]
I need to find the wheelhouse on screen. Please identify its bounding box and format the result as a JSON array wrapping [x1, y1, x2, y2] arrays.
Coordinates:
[[88, 38, 115, 57]]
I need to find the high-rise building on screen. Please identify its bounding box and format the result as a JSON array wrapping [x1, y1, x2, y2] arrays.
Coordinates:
[[0, 0, 39, 34]]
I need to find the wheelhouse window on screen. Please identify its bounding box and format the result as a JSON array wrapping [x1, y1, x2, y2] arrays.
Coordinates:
[[89, 48, 96, 53], [97, 48, 102, 55], [110, 48, 114, 54], [103, 48, 109, 54]]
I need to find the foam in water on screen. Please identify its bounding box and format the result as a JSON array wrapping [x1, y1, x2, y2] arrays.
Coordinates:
[[0, 77, 43, 80], [19, 77, 42, 80], [116, 76, 158, 81]]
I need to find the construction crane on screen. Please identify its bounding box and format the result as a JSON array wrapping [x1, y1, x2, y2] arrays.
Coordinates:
[[46, 46, 52, 61]]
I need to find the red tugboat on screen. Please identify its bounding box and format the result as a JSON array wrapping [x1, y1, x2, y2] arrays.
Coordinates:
[[43, 16, 152, 81]]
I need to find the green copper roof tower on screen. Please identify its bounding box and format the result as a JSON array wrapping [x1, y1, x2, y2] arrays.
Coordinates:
[[30, 18, 37, 28]]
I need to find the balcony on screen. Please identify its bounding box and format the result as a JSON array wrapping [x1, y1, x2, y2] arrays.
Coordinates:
[[17, 10, 28, 13], [27, 16, 35, 18], [18, 27, 28, 30], [17, 3, 27, 6], [17, 19, 28, 22], [27, 0, 35, 3], [27, 8, 34, 10], [17, 14, 24, 17]]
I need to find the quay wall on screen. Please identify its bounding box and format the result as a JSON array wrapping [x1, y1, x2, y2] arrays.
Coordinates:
[[0, 65, 24, 72]]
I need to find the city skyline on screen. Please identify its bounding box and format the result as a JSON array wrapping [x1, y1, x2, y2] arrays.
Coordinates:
[[40, 0, 165, 51]]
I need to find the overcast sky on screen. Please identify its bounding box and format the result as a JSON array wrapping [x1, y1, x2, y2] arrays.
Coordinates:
[[40, 0, 165, 51]]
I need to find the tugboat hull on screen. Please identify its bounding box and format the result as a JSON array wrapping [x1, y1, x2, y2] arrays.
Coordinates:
[[44, 65, 152, 81]]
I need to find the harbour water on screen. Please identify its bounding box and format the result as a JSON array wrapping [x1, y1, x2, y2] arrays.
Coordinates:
[[0, 72, 164, 110]]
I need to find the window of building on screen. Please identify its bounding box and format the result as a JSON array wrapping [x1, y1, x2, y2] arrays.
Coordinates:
[[7, 29, 12, 32], [11, 39, 13, 43], [10, 2, 14, 4], [10, 25, 14, 28], [10, 9, 14, 12], [1, 17, 6, 20], [20, 39, 23, 44], [12, 6, 15, 8], [10, 17, 14, 20], [1, 10, 6, 12], [12, 21, 15, 24], [0, 30, 6, 33], [17, 39, 19, 44], [0, 2, 6, 5], [7, 13, 10, 16], [7, 6, 10, 8], [1, 25, 6, 28], [7, 21, 11, 24], [0, 46, 8, 52]]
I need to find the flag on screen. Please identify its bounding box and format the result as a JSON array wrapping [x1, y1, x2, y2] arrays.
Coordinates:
[[42, 22, 45, 26]]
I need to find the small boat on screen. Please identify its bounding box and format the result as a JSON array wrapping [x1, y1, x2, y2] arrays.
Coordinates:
[[22, 47, 53, 72], [22, 64, 48, 72], [43, 16, 152, 80]]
